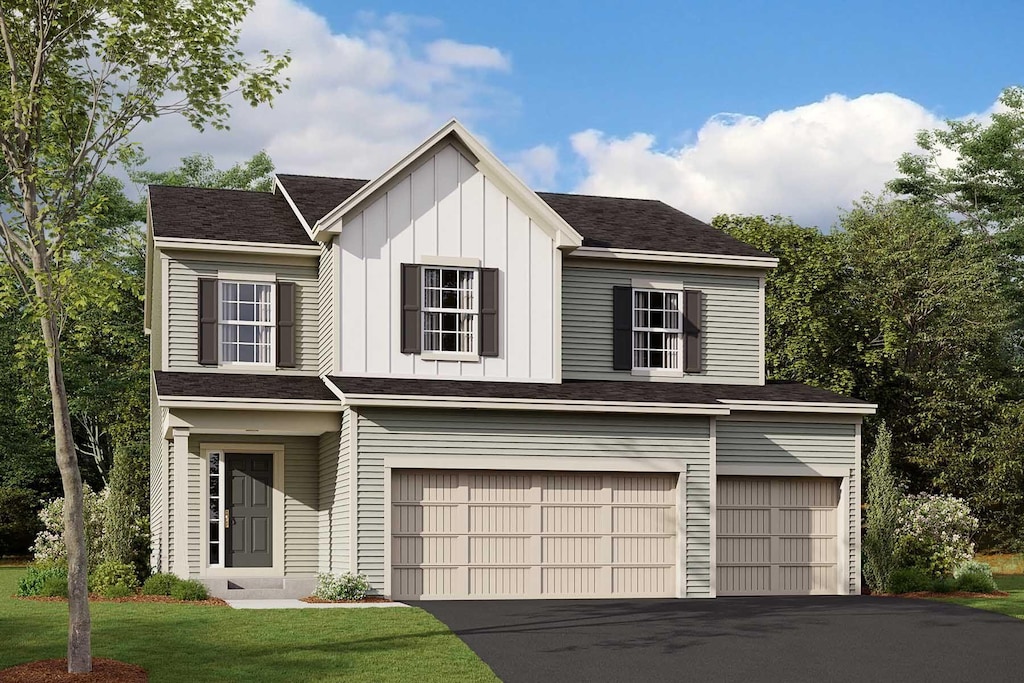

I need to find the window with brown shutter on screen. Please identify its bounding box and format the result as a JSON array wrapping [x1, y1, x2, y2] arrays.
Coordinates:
[[683, 289, 703, 373], [479, 268, 499, 357], [276, 282, 296, 368], [198, 278, 218, 365], [400, 264, 422, 354]]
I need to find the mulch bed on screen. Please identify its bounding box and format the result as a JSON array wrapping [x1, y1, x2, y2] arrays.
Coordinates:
[[875, 590, 1010, 599], [301, 595, 394, 604], [15, 594, 227, 606], [0, 658, 147, 682]]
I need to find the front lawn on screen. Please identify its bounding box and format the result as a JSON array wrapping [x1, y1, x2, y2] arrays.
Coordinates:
[[927, 574, 1024, 621], [0, 568, 496, 682]]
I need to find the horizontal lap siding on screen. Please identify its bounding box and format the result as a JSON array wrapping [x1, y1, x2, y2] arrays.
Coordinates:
[[186, 435, 320, 576], [318, 413, 350, 573], [562, 263, 761, 384], [166, 258, 319, 372], [716, 421, 856, 466], [356, 409, 712, 597]]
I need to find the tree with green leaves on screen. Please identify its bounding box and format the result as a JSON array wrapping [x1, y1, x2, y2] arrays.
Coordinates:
[[863, 423, 904, 593], [713, 214, 862, 395], [131, 150, 276, 194], [0, 2, 288, 672]]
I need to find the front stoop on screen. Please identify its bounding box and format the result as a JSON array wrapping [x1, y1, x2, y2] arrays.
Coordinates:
[[201, 576, 318, 600]]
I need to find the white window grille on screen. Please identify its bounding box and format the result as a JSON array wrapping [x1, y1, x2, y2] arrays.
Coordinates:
[[220, 282, 274, 364], [633, 289, 682, 369], [422, 267, 478, 353], [209, 453, 225, 567]]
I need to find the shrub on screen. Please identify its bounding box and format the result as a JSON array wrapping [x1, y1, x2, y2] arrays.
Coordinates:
[[863, 424, 905, 593], [932, 576, 957, 593], [0, 487, 43, 557], [17, 566, 68, 597], [39, 574, 69, 598], [31, 485, 108, 568], [142, 573, 181, 596], [897, 493, 978, 577], [955, 561, 998, 593], [103, 439, 151, 580], [314, 572, 371, 601], [170, 579, 208, 601], [99, 584, 134, 599], [89, 561, 140, 594], [888, 567, 935, 594]]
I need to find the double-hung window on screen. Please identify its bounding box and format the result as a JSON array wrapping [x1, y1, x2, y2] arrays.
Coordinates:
[[422, 266, 478, 354], [220, 281, 274, 364], [632, 289, 683, 370]]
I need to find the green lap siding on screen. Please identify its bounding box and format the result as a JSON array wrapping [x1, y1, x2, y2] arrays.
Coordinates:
[[318, 411, 351, 574], [562, 261, 762, 384]]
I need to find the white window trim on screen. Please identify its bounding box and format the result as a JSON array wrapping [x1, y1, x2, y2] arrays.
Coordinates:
[[219, 280, 276, 367], [207, 452, 227, 569], [631, 287, 684, 373], [199, 443, 285, 578], [421, 266, 480, 358]]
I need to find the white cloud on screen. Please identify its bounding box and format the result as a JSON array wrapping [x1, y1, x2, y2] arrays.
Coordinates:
[[130, 0, 514, 183], [425, 39, 510, 71], [569, 93, 959, 228], [508, 144, 560, 189]]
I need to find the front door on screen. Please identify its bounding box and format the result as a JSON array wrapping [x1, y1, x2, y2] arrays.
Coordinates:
[[226, 453, 273, 568]]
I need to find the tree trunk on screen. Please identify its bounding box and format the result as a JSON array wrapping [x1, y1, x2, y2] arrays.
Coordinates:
[[39, 302, 91, 673]]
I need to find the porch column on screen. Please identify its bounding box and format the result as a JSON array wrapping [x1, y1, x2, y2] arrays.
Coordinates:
[[172, 427, 191, 578]]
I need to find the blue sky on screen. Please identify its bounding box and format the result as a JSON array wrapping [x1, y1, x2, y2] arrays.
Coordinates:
[[136, 0, 1022, 227]]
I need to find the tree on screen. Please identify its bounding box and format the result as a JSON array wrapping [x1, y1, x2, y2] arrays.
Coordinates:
[[839, 196, 1014, 484], [713, 214, 862, 394], [0, 2, 288, 672], [863, 423, 904, 593], [131, 150, 275, 193]]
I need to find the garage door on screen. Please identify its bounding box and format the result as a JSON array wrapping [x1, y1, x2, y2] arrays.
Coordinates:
[[391, 470, 678, 600], [717, 477, 839, 595]]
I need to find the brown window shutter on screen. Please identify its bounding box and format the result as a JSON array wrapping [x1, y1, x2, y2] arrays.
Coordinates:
[[198, 278, 219, 365], [479, 268, 499, 357], [612, 286, 633, 370], [277, 282, 296, 368], [401, 264, 421, 354], [683, 289, 703, 373]]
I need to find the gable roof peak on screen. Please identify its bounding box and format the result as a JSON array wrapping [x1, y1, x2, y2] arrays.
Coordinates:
[[309, 118, 585, 250]]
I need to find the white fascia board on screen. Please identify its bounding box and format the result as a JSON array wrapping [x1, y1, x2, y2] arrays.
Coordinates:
[[273, 176, 315, 240], [158, 396, 342, 412], [312, 119, 584, 249], [573, 246, 779, 269], [337, 393, 730, 416], [717, 400, 877, 415], [153, 236, 320, 257]]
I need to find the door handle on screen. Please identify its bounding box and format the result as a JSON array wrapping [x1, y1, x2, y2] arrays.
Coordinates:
[[224, 510, 230, 529]]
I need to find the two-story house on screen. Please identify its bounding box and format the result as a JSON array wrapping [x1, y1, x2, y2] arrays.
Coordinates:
[[145, 120, 874, 601]]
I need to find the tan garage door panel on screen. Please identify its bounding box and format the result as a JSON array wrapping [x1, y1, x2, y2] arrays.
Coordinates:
[[392, 470, 678, 600], [717, 477, 839, 596]]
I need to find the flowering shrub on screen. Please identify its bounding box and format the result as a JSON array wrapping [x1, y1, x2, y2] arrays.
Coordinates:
[[31, 486, 109, 568], [314, 572, 371, 601], [897, 493, 978, 577]]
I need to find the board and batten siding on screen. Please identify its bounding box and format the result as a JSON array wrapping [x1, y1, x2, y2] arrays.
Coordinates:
[[165, 257, 319, 372], [716, 419, 860, 594], [317, 412, 351, 573], [562, 261, 761, 384], [185, 435, 320, 576], [337, 143, 559, 382], [353, 409, 713, 597], [318, 242, 337, 375]]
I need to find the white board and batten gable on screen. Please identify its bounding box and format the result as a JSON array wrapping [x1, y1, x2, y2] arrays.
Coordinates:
[[321, 121, 583, 383]]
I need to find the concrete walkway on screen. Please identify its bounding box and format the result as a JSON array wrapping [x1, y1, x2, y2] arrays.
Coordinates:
[[227, 599, 409, 609]]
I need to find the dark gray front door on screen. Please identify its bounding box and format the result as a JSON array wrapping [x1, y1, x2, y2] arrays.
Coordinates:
[[227, 453, 273, 568]]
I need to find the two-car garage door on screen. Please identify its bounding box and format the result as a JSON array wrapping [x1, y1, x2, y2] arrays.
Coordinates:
[[391, 470, 678, 600]]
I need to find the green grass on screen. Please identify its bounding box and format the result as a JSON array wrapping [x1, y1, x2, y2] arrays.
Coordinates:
[[927, 574, 1024, 621], [0, 568, 496, 682]]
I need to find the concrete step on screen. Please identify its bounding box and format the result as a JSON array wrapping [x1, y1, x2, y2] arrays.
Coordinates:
[[201, 576, 316, 600]]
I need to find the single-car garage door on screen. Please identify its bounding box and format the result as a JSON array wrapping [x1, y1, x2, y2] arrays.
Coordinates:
[[717, 477, 840, 595], [391, 470, 678, 600]]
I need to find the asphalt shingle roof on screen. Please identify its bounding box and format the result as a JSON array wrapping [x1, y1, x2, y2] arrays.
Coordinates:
[[148, 185, 311, 246], [154, 372, 336, 401]]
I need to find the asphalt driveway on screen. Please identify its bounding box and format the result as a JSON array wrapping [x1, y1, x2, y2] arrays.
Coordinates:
[[417, 596, 1024, 682]]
